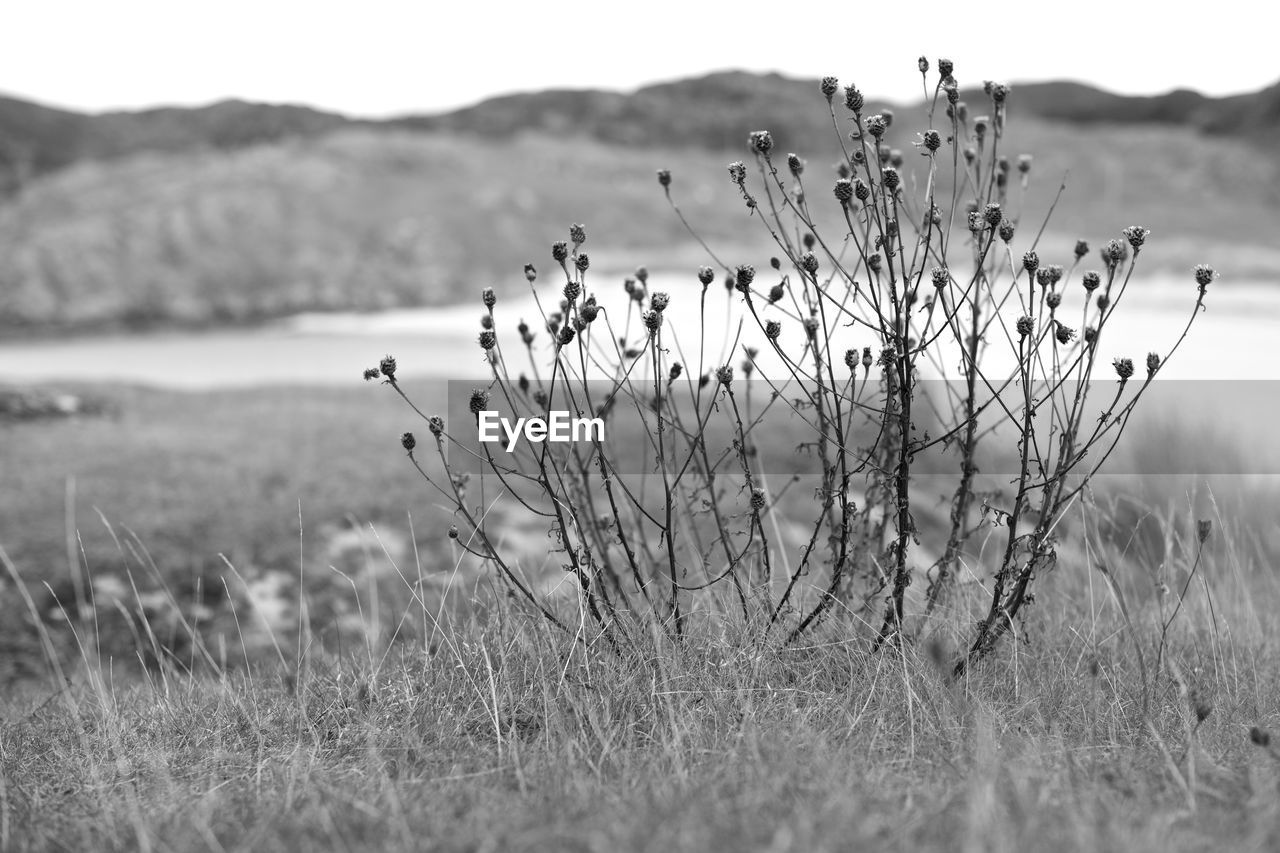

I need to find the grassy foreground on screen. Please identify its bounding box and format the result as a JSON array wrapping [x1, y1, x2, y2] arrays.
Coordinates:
[[3, 383, 1280, 851]]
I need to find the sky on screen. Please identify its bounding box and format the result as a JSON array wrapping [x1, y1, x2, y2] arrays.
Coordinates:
[[3, 1, 1275, 117]]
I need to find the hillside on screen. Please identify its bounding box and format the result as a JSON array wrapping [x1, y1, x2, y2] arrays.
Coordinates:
[[1, 71, 1278, 332]]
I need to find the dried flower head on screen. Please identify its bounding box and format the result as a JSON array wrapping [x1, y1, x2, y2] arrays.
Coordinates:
[[749, 130, 774, 156], [716, 364, 734, 386], [642, 310, 662, 336], [574, 254, 590, 273], [728, 161, 747, 185], [931, 267, 949, 289], [569, 223, 586, 246], [1074, 240, 1090, 260], [1084, 326, 1097, 344], [1016, 315, 1034, 338], [557, 326, 576, 347], [552, 241, 568, 264], [921, 129, 942, 153], [656, 169, 672, 188], [803, 316, 820, 338], [428, 415, 444, 437], [1146, 352, 1161, 376], [1046, 292, 1062, 310], [1122, 225, 1149, 250], [862, 347, 874, 369], [750, 488, 767, 512], [1194, 264, 1216, 289], [735, 264, 756, 292], [362, 367, 380, 381], [844, 85, 864, 113], [998, 220, 1015, 243], [1113, 358, 1134, 381], [833, 178, 854, 204], [1197, 519, 1213, 543], [983, 202, 1003, 227], [765, 320, 782, 340], [580, 302, 600, 323], [400, 432, 416, 453], [563, 281, 581, 302], [768, 282, 785, 303], [1055, 324, 1076, 345], [379, 355, 397, 380], [938, 58, 954, 78], [799, 252, 819, 274], [1017, 154, 1032, 174], [787, 153, 804, 175], [973, 115, 989, 137], [844, 348, 858, 370], [821, 76, 839, 101], [864, 114, 888, 139], [698, 265, 715, 287], [468, 388, 489, 415], [478, 330, 497, 351], [1082, 270, 1102, 292], [651, 292, 670, 312], [882, 167, 901, 192]]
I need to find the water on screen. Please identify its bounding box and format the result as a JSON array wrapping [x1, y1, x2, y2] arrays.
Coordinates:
[[0, 274, 1276, 388]]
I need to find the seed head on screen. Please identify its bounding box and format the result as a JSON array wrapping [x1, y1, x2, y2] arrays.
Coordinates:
[[1194, 264, 1216, 289], [1074, 240, 1089, 260], [400, 432, 416, 453], [448, 525, 459, 540], [1104, 239, 1127, 267], [821, 76, 839, 101], [748, 130, 774, 156], [574, 254, 590, 273], [1197, 519, 1213, 543], [657, 169, 671, 188], [867, 253, 882, 273], [563, 281, 581, 302], [1016, 315, 1034, 338], [1097, 294, 1111, 312], [669, 363, 683, 381], [1046, 291, 1062, 310], [362, 367, 380, 381], [1082, 270, 1102, 292], [882, 167, 900, 192], [765, 320, 782, 340], [569, 223, 586, 246], [642, 310, 662, 336], [735, 264, 756, 292], [768, 282, 785, 303], [944, 84, 959, 105], [698, 265, 715, 287], [379, 355, 397, 380], [750, 488, 766, 513], [844, 85, 864, 113], [1113, 358, 1134, 381], [1036, 268, 1054, 289], [787, 153, 804, 175], [1122, 225, 1149, 250], [1146, 352, 1161, 376], [480, 313, 494, 331], [1017, 154, 1032, 174], [468, 388, 489, 415], [973, 115, 989, 138], [803, 316, 820, 338], [481, 287, 496, 309], [552, 241, 568, 264], [635, 265, 649, 284], [803, 232, 816, 250], [1084, 326, 1097, 344], [922, 129, 942, 152], [999, 220, 1015, 243], [728, 161, 747, 185], [854, 178, 870, 202], [716, 365, 734, 386], [799, 252, 819, 274], [833, 178, 854, 204], [982, 202, 1002, 227], [864, 114, 888, 139], [478, 330, 497, 350], [862, 347, 873, 369], [651, 292, 670, 312], [427, 416, 444, 437], [580, 302, 600, 323], [938, 58, 954, 78], [1055, 324, 1076, 345]]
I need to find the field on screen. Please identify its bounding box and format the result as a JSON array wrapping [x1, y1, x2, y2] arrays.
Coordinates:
[[3, 383, 1280, 851]]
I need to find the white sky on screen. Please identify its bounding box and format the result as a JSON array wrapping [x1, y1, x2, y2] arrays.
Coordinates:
[[3, 0, 1275, 116]]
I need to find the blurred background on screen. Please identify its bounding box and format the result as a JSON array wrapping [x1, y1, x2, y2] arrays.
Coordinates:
[[2, 1, 1278, 676]]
